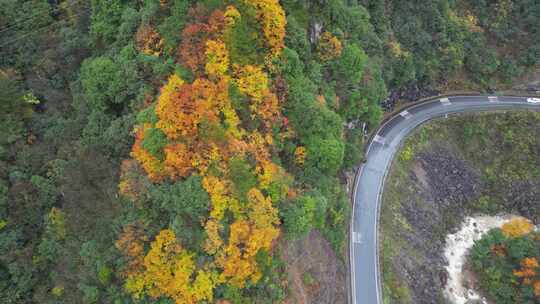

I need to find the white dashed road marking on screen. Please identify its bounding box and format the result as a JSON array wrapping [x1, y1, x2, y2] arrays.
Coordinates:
[[352, 232, 362, 244], [399, 110, 412, 119], [488, 96, 499, 102], [440, 97, 451, 105], [373, 135, 385, 144]]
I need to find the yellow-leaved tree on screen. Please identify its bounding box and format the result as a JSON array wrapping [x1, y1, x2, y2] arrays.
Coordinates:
[[317, 31, 343, 61], [501, 217, 534, 238], [242, 0, 286, 57], [215, 189, 280, 287], [125, 229, 218, 304], [205, 39, 229, 78]]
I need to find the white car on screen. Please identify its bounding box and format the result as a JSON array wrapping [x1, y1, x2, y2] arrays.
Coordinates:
[[527, 97, 540, 103]]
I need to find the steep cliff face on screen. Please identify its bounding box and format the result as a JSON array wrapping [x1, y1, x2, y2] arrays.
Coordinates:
[[380, 111, 540, 304]]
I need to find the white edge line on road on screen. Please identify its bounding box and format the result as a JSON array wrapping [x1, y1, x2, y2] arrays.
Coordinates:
[[350, 162, 363, 304]]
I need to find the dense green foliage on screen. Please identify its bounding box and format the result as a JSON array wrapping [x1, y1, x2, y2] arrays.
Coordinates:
[[471, 227, 539, 303], [79, 49, 140, 112], [0, 0, 538, 302]]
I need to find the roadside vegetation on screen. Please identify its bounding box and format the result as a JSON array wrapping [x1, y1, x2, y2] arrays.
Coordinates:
[[0, 0, 539, 303], [381, 111, 540, 303]]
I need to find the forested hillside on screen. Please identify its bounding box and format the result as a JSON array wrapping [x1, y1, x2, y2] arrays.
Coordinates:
[[0, 0, 538, 303]]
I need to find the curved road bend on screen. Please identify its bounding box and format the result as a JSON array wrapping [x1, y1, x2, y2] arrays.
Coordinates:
[[350, 96, 540, 304]]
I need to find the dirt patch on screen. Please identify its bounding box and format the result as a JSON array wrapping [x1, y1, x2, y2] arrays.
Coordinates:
[[280, 230, 347, 304], [411, 162, 429, 190]]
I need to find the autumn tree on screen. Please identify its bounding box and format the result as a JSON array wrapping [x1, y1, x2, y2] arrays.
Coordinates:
[[241, 0, 286, 57], [116, 221, 148, 293], [295, 146, 307, 166], [118, 159, 150, 202], [178, 9, 226, 74], [317, 31, 343, 61], [217, 218, 279, 287], [205, 39, 229, 78], [131, 123, 166, 182], [45, 207, 66, 241], [124, 229, 218, 303], [135, 23, 163, 56], [513, 257, 539, 285], [501, 217, 534, 238]]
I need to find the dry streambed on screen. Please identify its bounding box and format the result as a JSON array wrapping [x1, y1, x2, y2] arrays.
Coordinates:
[[443, 215, 525, 304]]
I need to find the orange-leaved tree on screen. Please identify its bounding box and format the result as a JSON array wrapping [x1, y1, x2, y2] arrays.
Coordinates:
[[513, 257, 539, 285], [178, 9, 226, 74], [131, 123, 166, 181], [116, 222, 149, 296], [135, 23, 163, 56]]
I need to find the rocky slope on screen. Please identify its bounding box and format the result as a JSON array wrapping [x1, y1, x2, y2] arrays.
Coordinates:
[[280, 231, 347, 304]]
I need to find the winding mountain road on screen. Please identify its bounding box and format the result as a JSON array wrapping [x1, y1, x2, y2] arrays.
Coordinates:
[[350, 95, 540, 304]]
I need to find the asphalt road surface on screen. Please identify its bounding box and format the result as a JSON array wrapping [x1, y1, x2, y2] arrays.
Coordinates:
[[350, 95, 540, 304]]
